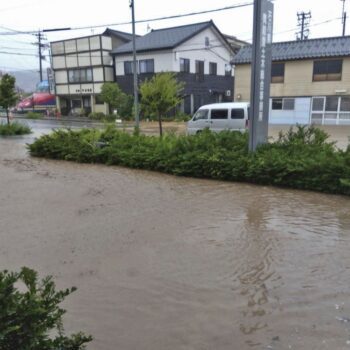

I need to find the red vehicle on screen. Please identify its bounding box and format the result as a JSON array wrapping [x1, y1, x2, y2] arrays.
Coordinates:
[[16, 81, 56, 113]]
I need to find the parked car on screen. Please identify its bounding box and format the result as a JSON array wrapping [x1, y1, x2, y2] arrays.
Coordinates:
[[187, 102, 250, 135]]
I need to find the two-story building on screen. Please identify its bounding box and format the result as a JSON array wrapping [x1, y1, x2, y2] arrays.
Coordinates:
[[233, 36, 350, 125], [112, 21, 238, 114], [50, 29, 135, 115]]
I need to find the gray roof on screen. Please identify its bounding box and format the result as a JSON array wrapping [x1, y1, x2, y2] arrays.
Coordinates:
[[232, 35, 350, 64], [103, 28, 137, 42], [112, 21, 219, 55]]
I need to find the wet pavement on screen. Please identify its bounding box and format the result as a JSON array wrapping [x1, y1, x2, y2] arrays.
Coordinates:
[[1, 124, 350, 349]]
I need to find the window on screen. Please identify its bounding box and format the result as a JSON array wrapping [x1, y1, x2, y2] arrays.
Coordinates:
[[195, 60, 204, 75], [68, 68, 93, 83], [124, 61, 134, 75], [193, 109, 208, 121], [283, 98, 295, 110], [312, 97, 325, 111], [272, 98, 283, 110], [209, 62, 217, 75], [313, 59, 342, 81], [211, 109, 228, 119], [340, 97, 350, 111], [272, 98, 295, 110], [139, 59, 154, 73], [231, 108, 244, 119], [271, 62, 285, 83], [180, 58, 190, 73], [225, 63, 232, 76], [325, 96, 339, 111]]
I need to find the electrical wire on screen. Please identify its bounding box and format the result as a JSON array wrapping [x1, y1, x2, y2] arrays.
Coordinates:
[[0, 2, 253, 35]]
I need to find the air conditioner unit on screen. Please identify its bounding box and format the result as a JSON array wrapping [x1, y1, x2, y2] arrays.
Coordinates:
[[226, 90, 231, 97]]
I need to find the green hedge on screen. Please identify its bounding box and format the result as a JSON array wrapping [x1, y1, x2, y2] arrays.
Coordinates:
[[0, 122, 32, 135], [28, 125, 350, 195]]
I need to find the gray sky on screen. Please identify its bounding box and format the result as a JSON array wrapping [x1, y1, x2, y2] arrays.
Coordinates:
[[0, 0, 347, 72]]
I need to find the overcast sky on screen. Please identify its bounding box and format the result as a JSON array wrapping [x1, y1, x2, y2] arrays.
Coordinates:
[[0, 0, 347, 72]]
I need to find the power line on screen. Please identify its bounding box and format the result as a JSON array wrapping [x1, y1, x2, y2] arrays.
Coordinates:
[[0, 2, 253, 35]]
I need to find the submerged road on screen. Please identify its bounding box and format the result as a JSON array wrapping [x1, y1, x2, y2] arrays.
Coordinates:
[[0, 123, 350, 349]]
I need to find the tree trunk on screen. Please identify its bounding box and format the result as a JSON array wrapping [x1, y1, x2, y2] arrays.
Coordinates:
[[158, 113, 163, 137], [6, 108, 10, 125]]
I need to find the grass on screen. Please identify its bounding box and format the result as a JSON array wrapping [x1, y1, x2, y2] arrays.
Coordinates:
[[0, 122, 32, 136], [27, 125, 350, 196]]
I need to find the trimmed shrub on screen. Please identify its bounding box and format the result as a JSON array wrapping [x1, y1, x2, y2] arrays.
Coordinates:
[[28, 125, 350, 195], [26, 111, 43, 119], [0, 122, 32, 135]]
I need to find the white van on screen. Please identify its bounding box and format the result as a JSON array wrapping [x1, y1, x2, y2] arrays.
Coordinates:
[[187, 102, 250, 135]]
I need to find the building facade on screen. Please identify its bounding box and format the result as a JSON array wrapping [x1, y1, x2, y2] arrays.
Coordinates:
[[51, 29, 134, 115], [112, 21, 239, 114], [233, 36, 350, 125]]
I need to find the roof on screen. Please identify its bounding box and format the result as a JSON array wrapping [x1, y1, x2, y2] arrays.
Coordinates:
[[232, 35, 350, 64], [50, 28, 134, 44], [103, 28, 137, 42], [112, 21, 231, 55]]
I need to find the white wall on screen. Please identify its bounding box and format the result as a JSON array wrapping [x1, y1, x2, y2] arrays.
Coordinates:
[[102, 36, 112, 50], [54, 71, 67, 84], [115, 27, 233, 76], [173, 27, 233, 75], [52, 56, 65, 69], [93, 67, 104, 81], [115, 51, 174, 75]]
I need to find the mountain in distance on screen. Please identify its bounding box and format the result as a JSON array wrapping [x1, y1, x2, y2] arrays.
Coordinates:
[[7, 70, 41, 93]]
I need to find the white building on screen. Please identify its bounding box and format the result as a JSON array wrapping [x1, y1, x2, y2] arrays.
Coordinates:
[[112, 21, 242, 114], [50, 29, 134, 115]]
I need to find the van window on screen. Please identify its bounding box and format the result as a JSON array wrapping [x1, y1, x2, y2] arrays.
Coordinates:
[[231, 108, 244, 119], [211, 109, 228, 119], [193, 109, 208, 121]]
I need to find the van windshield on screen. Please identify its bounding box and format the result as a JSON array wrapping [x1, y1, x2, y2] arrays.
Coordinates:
[[193, 109, 208, 121]]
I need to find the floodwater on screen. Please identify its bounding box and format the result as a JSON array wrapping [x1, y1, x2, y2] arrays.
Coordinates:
[[1, 136, 350, 350]]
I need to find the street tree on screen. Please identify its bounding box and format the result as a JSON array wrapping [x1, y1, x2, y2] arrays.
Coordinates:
[[0, 74, 17, 125], [0, 267, 93, 350], [100, 82, 129, 116], [140, 72, 184, 136]]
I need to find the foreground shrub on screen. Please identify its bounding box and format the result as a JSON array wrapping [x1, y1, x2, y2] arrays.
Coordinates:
[[0, 122, 31, 135], [0, 267, 92, 349], [28, 125, 350, 195]]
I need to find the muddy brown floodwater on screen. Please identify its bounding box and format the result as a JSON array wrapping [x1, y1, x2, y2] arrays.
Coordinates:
[[1, 136, 350, 350]]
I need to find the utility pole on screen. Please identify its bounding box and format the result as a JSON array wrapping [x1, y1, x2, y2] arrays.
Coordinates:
[[249, 0, 274, 151], [341, 0, 347, 36], [296, 11, 311, 40], [130, 0, 139, 129], [33, 31, 46, 82]]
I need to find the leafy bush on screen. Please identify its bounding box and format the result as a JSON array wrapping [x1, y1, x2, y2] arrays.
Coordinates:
[[0, 267, 92, 349], [0, 122, 31, 135], [26, 111, 43, 119], [88, 112, 117, 122], [28, 125, 350, 195]]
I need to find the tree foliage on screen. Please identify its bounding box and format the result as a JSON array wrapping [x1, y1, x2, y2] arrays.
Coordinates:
[[140, 72, 184, 136], [0, 267, 92, 349], [0, 74, 18, 125], [100, 82, 132, 118]]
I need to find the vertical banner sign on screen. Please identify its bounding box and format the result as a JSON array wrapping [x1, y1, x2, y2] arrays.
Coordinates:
[[47, 68, 55, 95], [249, 0, 274, 151]]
